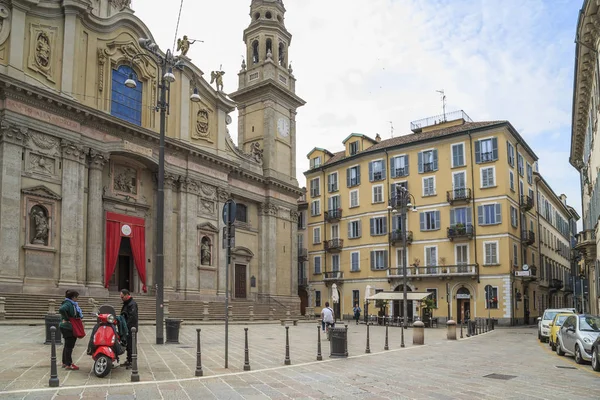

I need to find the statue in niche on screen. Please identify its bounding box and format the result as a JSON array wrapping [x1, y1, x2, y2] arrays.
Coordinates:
[[201, 237, 212, 266], [194, 109, 210, 138], [35, 32, 51, 70], [210, 68, 225, 92], [113, 165, 137, 194], [31, 206, 49, 245]]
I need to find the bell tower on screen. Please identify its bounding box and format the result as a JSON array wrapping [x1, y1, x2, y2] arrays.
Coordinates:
[[230, 0, 305, 186]]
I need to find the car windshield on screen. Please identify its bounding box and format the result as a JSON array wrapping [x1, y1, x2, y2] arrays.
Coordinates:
[[579, 316, 600, 332], [543, 311, 559, 321], [554, 315, 569, 326]]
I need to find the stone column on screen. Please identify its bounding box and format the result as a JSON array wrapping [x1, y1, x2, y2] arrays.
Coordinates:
[[0, 122, 28, 289], [163, 174, 178, 293], [216, 187, 229, 297], [61, 12, 77, 95], [8, 5, 27, 79], [289, 110, 298, 183], [259, 202, 278, 295], [290, 209, 299, 296], [59, 140, 86, 287], [86, 150, 108, 293], [179, 178, 200, 298]]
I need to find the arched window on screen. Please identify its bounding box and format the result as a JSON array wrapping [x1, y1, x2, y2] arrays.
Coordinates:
[[111, 65, 143, 126], [252, 41, 259, 64], [236, 203, 248, 223], [266, 39, 273, 59], [278, 42, 286, 67]]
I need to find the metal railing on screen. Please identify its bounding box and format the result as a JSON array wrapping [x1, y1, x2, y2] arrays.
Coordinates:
[[298, 248, 308, 260], [447, 224, 474, 240], [410, 110, 473, 132], [325, 208, 342, 222], [325, 238, 344, 252], [446, 188, 472, 203], [520, 195, 534, 210], [392, 167, 408, 178], [323, 271, 344, 280], [521, 230, 535, 246], [389, 230, 413, 245], [389, 264, 478, 277], [480, 152, 494, 162], [423, 162, 435, 172]]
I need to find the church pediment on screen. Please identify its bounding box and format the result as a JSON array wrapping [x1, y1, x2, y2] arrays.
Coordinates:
[[231, 246, 254, 260], [197, 222, 219, 233], [21, 185, 62, 201]]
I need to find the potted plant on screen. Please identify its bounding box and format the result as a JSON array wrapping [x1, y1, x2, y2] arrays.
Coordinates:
[[439, 257, 447, 273], [455, 222, 466, 235]]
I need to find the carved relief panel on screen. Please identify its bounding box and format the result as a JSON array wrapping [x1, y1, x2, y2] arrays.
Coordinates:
[[112, 163, 139, 196], [24, 132, 60, 179], [28, 24, 58, 83], [22, 186, 61, 249], [191, 105, 214, 143], [0, 3, 11, 61]]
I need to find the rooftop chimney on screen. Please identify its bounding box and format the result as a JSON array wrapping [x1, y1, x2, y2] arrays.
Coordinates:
[[375, 133, 381, 143]]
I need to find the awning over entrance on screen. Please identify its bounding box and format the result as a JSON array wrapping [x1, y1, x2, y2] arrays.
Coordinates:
[[367, 292, 432, 301]]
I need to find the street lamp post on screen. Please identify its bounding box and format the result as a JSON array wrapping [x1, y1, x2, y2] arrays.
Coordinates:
[[126, 39, 201, 344]]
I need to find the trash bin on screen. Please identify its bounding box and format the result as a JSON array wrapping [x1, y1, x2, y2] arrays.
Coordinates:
[[165, 318, 182, 344], [44, 314, 62, 345], [329, 326, 348, 358]]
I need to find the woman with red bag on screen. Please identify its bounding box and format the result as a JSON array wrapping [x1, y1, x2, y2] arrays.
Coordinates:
[[59, 290, 84, 370]]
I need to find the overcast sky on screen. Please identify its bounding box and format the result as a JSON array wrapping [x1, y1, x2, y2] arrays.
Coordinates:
[[134, 0, 582, 220]]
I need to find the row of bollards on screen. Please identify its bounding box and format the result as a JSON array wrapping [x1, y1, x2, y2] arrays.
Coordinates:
[[463, 318, 495, 338]]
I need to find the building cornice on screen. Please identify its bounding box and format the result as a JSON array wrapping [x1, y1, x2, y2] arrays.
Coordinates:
[[229, 78, 305, 109]]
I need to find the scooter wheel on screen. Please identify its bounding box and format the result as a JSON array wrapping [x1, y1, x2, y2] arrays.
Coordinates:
[[94, 355, 112, 378]]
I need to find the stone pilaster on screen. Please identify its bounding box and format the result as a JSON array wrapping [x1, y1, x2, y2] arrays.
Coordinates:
[[216, 187, 229, 296], [86, 150, 108, 293], [0, 121, 29, 290], [290, 209, 299, 296], [163, 174, 178, 293], [290, 110, 298, 184], [178, 177, 200, 298], [262, 101, 276, 176], [259, 202, 278, 295], [59, 140, 86, 287]]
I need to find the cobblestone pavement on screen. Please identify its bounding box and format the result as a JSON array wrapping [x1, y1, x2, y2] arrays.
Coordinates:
[[0, 322, 598, 399]]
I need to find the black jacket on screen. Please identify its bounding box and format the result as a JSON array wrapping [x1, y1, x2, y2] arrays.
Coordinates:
[[120, 297, 138, 330]]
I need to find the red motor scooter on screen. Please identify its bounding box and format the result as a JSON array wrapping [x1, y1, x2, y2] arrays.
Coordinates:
[[89, 305, 124, 378]]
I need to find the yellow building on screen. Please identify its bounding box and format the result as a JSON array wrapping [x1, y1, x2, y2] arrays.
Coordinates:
[[304, 111, 549, 326]]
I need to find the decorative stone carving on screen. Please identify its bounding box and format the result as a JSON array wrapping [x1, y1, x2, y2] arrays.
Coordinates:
[[30, 205, 49, 245], [217, 187, 229, 202], [109, 0, 131, 11], [0, 120, 29, 146], [0, 4, 11, 46], [97, 48, 106, 92], [199, 199, 215, 215], [29, 153, 55, 175], [241, 58, 247, 72], [22, 187, 60, 250], [193, 109, 210, 139], [200, 236, 212, 266], [164, 174, 179, 190], [250, 142, 264, 163], [88, 150, 109, 171], [60, 140, 86, 163], [28, 24, 57, 82], [260, 202, 278, 216], [113, 164, 138, 194], [180, 177, 200, 194], [200, 183, 216, 199], [224, 133, 263, 165], [290, 210, 299, 223], [197, 222, 219, 233], [31, 132, 59, 153], [210, 70, 225, 92], [22, 186, 62, 201]]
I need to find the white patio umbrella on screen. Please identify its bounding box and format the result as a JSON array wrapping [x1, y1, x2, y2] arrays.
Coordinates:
[[331, 283, 339, 303]]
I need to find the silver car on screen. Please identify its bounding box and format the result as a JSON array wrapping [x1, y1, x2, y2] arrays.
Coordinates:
[[556, 314, 600, 364]]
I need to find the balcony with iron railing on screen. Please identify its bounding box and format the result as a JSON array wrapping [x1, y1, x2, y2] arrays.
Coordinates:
[[574, 229, 596, 262], [298, 247, 308, 261], [447, 224, 474, 241], [388, 264, 478, 278], [549, 278, 564, 290], [446, 188, 472, 204], [323, 271, 344, 280], [520, 195, 534, 211], [410, 110, 473, 133], [324, 238, 343, 252], [521, 230, 535, 246], [389, 230, 413, 246], [423, 162, 435, 173], [325, 208, 342, 223]]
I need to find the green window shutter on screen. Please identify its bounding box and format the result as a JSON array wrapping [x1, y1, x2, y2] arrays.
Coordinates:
[[478, 205, 484, 225], [475, 140, 481, 163], [418, 152, 423, 173], [420, 212, 426, 230], [495, 204, 502, 224], [356, 166, 361, 185], [450, 209, 455, 226], [492, 137, 498, 160], [432, 149, 438, 170], [370, 218, 375, 236], [435, 211, 440, 229], [404, 155, 409, 175], [346, 168, 351, 187], [368, 161, 374, 182]]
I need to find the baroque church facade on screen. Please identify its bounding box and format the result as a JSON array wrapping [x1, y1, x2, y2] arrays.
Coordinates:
[[0, 0, 304, 306]]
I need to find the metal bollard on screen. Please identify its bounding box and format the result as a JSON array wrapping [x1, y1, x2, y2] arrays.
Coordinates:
[[447, 320, 457, 340], [48, 326, 59, 387], [401, 322, 405, 348], [243, 328, 251, 371], [384, 324, 389, 350], [365, 322, 371, 354], [316, 325, 323, 361], [284, 326, 291, 365], [130, 327, 139, 382], [460, 321, 463, 338], [195, 328, 203, 377], [344, 324, 349, 357], [413, 321, 425, 345]]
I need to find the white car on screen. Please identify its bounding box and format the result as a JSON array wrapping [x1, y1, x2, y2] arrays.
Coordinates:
[[537, 308, 576, 343]]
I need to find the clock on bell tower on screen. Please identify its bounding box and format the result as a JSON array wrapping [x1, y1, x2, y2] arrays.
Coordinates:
[[229, 0, 306, 186]]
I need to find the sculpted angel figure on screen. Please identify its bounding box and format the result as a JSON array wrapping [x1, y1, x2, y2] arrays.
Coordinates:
[[176, 35, 196, 57], [210, 70, 225, 92]]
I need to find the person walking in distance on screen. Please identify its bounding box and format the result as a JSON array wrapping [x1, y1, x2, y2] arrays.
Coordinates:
[[59, 290, 83, 370], [120, 289, 138, 368], [321, 302, 335, 336], [353, 303, 362, 325]]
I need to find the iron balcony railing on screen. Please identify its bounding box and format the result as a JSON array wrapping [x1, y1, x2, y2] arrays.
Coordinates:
[[480, 152, 494, 162], [389, 231, 413, 245], [325, 208, 342, 222], [549, 278, 564, 290], [423, 162, 435, 172], [520, 195, 534, 211], [446, 188, 472, 204], [324, 238, 343, 252], [388, 264, 478, 277], [447, 224, 474, 241], [298, 248, 308, 261], [323, 271, 344, 280], [410, 110, 473, 132], [521, 230, 535, 246]]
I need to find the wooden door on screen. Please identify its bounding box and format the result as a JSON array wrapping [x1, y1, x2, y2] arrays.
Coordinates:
[[234, 264, 247, 299]]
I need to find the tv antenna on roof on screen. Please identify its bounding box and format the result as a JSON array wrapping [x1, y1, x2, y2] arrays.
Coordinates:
[[389, 121, 394, 138], [436, 89, 447, 122]]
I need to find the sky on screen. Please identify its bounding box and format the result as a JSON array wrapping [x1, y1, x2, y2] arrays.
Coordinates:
[[134, 0, 582, 220]]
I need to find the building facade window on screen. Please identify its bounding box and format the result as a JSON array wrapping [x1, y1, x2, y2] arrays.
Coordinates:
[[350, 141, 359, 155], [315, 290, 321, 306], [349, 190, 359, 208], [509, 170, 515, 191], [310, 177, 320, 197], [478, 204, 502, 225], [353, 289, 360, 305], [332, 254, 340, 271], [327, 172, 338, 192], [426, 288, 438, 308], [328, 195, 341, 212], [370, 250, 388, 270], [348, 220, 361, 239], [347, 165, 361, 187], [484, 242, 499, 265], [390, 155, 409, 177], [480, 166, 496, 188], [526, 163, 533, 184], [517, 153, 524, 176], [450, 207, 472, 226], [311, 200, 320, 216], [510, 206, 518, 228], [475, 137, 498, 163], [397, 248, 407, 268], [513, 243, 518, 267], [351, 252, 360, 271], [423, 176, 436, 196], [236, 204, 248, 223], [390, 181, 408, 197], [507, 141, 515, 167], [111, 65, 143, 126], [456, 244, 468, 268], [418, 149, 438, 173], [314, 256, 321, 274], [451, 143, 465, 167], [420, 210, 440, 231], [370, 216, 387, 236], [313, 227, 321, 244], [372, 185, 384, 203], [425, 246, 437, 273], [369, 159, 386, 181]]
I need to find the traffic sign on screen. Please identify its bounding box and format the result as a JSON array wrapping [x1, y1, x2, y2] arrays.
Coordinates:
[[222, 199, 237, 225]]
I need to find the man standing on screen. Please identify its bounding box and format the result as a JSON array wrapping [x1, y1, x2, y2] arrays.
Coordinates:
[[321, 301, 335, 332], [353, 303, 362, 325], [120, 289, 138, 368]]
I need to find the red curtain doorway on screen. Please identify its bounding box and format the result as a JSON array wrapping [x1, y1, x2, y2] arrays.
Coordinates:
[[105, 212, 147, 292]]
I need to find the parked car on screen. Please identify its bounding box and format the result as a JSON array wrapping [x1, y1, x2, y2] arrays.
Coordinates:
[[548, 313, 573, 351], [592, 335, 600, 372], [556, 314, 600, 364], [537, 308, 576, 343]]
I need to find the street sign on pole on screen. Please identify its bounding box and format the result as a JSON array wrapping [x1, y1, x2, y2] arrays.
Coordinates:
[[222, 198, 236, 369], [222, 199, 237, 225]]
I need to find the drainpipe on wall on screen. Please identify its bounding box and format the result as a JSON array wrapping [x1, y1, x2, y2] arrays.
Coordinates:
[[534, 176, 542, 318], [385, 149, 391, 283], [467, 132, 480, 284]]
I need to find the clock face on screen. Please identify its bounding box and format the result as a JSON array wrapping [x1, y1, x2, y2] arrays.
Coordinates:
[[277, 117, 290, 138]]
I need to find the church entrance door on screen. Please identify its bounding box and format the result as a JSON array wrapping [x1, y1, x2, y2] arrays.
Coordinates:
[[235, 264, 247, 299]]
